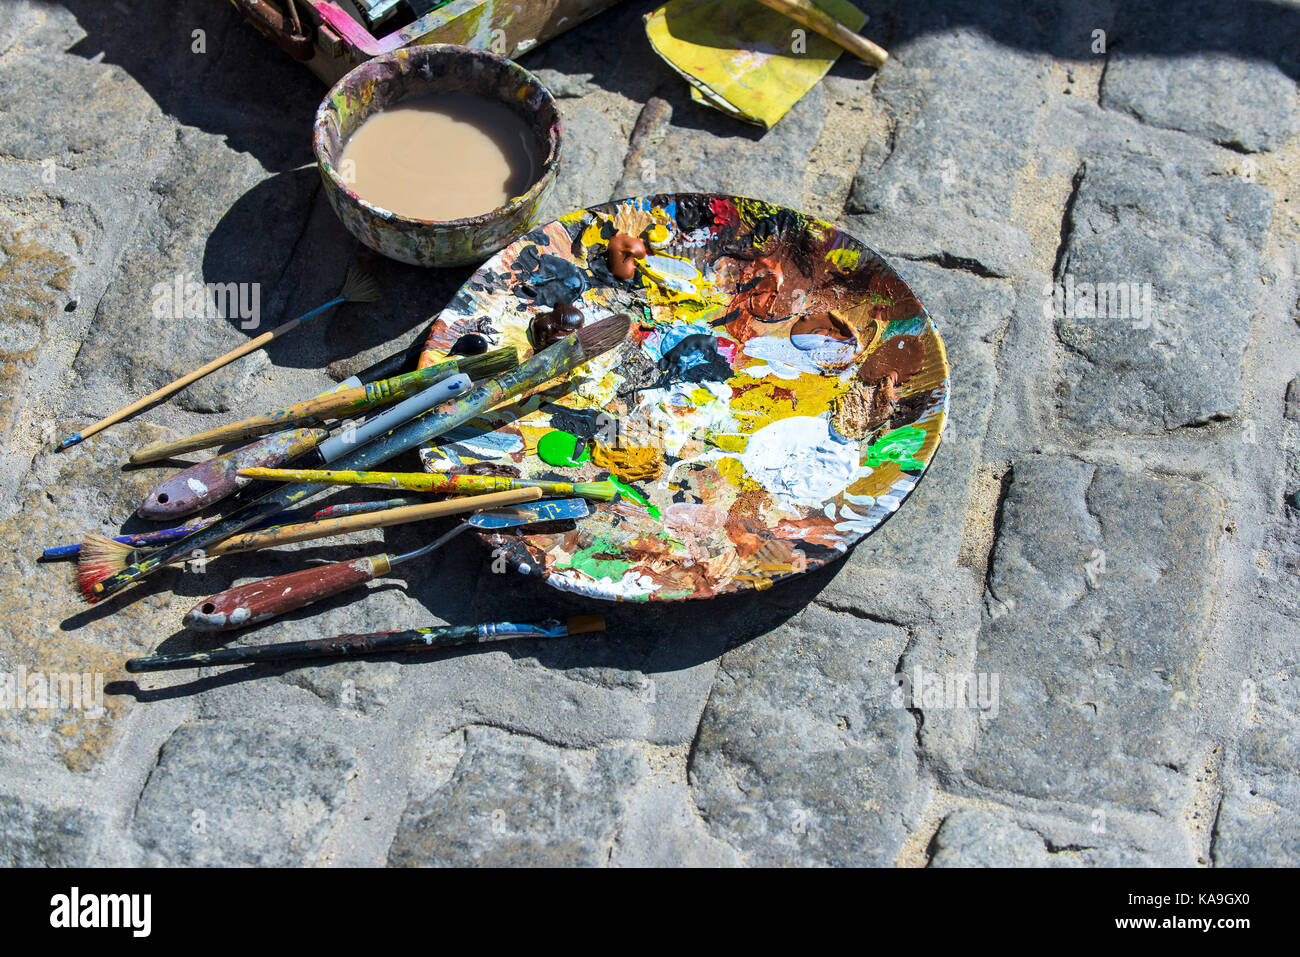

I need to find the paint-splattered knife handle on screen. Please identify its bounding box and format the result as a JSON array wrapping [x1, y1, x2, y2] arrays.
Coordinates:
[[136, 426, 329, 520], [134, 372, 368, 520], [184, 556, 392, 631]]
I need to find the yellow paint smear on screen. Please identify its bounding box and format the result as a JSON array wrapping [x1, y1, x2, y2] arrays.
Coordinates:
[[825, 247, 861, 271], [729, 370, 844, 421], [591, 443, 664, 482]]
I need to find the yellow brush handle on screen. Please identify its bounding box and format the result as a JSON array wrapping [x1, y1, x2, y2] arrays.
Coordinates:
[[128, 363, 457, 464], [207, 486, 543, 556], [239, 467, 620, 502], [754, 0, 888, 67], [129, 382, 371, 463], [238, 467, 439, 490]]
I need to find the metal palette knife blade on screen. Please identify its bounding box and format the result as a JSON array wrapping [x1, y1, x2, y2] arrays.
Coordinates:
[[467, 498, 591, 530]]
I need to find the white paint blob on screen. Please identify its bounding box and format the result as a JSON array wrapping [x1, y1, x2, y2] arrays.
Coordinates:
[[740, 416, 861, 508], [639, 380, 734, 456], [639, 253, 708, 298], [742, 334, 858, 380], [186, 477, 209, 496]]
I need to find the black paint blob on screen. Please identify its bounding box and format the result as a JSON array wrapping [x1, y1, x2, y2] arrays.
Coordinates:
[[655, 334, 733, 387], [449, 333, 490, 356], [510, 245, 588, 306]]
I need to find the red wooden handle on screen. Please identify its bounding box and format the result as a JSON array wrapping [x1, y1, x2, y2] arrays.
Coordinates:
[[184, 555, 391, 632]]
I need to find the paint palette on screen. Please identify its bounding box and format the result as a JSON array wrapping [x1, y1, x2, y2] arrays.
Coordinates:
[[417, 194, 949, 601]]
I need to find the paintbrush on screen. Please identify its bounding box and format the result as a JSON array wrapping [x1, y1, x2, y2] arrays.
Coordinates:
[[41, 495, 424, 560], [134, 348, 514, 519], [753, 0, 888, 67], [129, 353, 507, 463], [58, 265, 381, 450], [86, 314, 631, 601], [185, 497, 590, 631], [135, 377, 471, 520], [137, 427, 332, 521], [45, 337, 433, 557], [126, 615, 606, 673], [77, 487, 543, 598], [236, 466, 621, 502]]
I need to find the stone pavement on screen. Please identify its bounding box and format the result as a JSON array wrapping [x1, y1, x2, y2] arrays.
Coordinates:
[[0, 0, 1296, 866]]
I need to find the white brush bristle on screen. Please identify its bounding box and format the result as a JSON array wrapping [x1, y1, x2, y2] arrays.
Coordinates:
[[341, 266, 381, 304]]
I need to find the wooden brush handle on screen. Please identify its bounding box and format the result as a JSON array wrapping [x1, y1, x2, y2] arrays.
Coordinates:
[[754, 0, 888, 67], [129, 363, 456, 463], [74, 299, 338, 444], [185, 555, 392, 632], [130, 384, 369, 462], [208, 486, 543, 556]]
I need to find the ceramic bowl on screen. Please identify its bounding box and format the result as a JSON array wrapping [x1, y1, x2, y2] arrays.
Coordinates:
[[313, 44, 561, 267]]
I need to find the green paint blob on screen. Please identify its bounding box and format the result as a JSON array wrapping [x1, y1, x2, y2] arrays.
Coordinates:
[[537, 429, 590, 468], [564, 542, 635, 582], [610, 477, 661, 519], [865, 426, 928, 472]]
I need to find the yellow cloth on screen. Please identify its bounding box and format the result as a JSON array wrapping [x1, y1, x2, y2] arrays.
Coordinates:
[[644, 0, 868, 129]]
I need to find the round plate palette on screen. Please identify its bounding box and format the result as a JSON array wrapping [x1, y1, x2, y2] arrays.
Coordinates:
[[418, 193, 949, 601]]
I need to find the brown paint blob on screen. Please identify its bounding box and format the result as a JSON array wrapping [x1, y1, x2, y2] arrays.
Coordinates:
[[790, 310, 855, 341], [832, 383, 873, 439], [832, 376, 898, 440], [739, 256, 783, 318], [868, 273, 925, 321], [529, 303, 585, 350], [608, 233, 647, 280], [591, 442, 663, 482], [858, 334, 926, 385]]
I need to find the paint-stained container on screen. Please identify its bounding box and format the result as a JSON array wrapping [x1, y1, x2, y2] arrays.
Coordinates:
[[230, 1, 623, 86], [313, 45, 561, 267]]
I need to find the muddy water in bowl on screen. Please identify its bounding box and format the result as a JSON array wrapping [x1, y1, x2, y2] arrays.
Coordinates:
[[313, 45, 562, 267], [339, 92, 539, 222]]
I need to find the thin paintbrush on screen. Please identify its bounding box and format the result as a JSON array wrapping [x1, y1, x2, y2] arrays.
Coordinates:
[[77, 487, 543, 598], [58, 265, 381, 450], [185, 498, 590, 632], [73, 497, 423, 589], [237, 467, 621, 502], [42, 496, 423, 561], [86, 315, 631, 601], [129, 353, 506, 463], [125, 615, 607, 673]]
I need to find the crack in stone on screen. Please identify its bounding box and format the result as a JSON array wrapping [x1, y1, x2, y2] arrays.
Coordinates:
[[812, 598, 912, 632], [898, 251, 1004, 280], [1051, 162, 1087, 283], [1206, 787, 1226, 865], [264, 177, 322, 323], [979, 465, 1016, 616]]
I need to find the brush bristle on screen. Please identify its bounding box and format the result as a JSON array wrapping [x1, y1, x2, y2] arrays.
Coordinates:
[[456, 346, 518, 382], [76, 534, 135, 601], [577, 313, 632, 358], [341, 265, 381, 304], [574, 480, 620, 501]]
